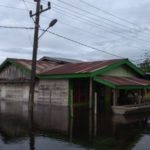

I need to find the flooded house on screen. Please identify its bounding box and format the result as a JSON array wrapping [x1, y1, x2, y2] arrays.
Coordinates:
[[0, 57, 150, 114]]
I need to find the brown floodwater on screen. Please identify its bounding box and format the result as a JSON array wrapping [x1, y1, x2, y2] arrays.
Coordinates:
[[0, 101, 150, 150]]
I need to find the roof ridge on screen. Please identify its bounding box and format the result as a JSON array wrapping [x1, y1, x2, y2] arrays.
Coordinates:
[[71, 58, 127, 64], [7, 58, 31, 61]]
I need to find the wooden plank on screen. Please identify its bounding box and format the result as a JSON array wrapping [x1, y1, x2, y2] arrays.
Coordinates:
[[113, 89, 117, 106], [89, 78, 93, 109]]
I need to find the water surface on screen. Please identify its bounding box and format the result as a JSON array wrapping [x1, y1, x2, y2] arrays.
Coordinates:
[[0, 101, 150, 150]]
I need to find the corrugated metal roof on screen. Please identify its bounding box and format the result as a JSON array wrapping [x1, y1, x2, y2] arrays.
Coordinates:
[[40, 56, 82, 63], [98, 76, 150, 86], [40, 59, 122, 75], [10, 58, 59, 74]]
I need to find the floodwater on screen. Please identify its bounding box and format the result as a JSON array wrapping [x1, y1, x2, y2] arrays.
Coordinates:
[[0, 101, 150, 150]]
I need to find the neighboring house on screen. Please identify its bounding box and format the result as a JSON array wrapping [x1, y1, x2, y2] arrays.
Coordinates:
[[0, 57, 79, 105], [0, 57, 150, 112]]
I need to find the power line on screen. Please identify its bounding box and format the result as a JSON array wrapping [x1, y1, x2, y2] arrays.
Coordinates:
[[0, 24, 143, 61], [50, 6, 150, 49], [21, 0, 35, 23], [42, 4, 150, 50], [21, 0, 35, 5], [0, 1, 146, 63], [0, 4, 26, 11], [51, 3, 132, 35], [21, 0, 35, 46], [45, 29, 144, 64], [0, 0, 44, 12], [0, 25, 34, 29], [53, 0, 147, 34], [49, 1, 133, 34], [2, 1, 150, 42], [79, 0, 142, 29], [42, 29, 124, 59], [42, 14, 145, 50], [21, 0, 31, 10], [43, 15, 150, 57], [0, 8, 146, 55], [1, 1, 150, 47], [42, 14, 117, 41], [43, 0, 150, 46], [0, 25, 34, 46], [48, 0, 150, 42], [79, 0, 150, 37]]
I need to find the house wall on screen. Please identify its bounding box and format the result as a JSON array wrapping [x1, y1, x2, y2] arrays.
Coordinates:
[[0, 83, 30, 102], [0, 79, 69, 106], [104, 65, 138, 77], [37, 79, 69, 106], [0, 64, 30, 80]]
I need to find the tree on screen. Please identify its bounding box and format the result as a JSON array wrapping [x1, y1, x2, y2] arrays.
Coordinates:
[[139, 53, 150, 72]]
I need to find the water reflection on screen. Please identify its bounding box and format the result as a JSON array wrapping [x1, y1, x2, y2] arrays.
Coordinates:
[[0, 101, 150, 150]]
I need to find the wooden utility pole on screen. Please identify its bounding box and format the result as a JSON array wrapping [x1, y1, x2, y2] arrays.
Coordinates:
[[29, 0, 52, 110], [29, 0, 41, 110]]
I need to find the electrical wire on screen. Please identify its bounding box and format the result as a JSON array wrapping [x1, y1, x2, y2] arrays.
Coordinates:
[[42, 29, 125, 59], [79, 0, 144, 29], [0, 4, 26, 11], [42, 14, 116, 41], [2, 1, 150, 40], [44, 29, 145, 63], [0, 25, 34, 29], [42, 0, 150, 48], [21, 0, 35, 46], [51, 0, 150, 37], [44, 0, 150, 44], [51, 6, 150, 49], [0, 25, 124, 58], [0, 1, 147, 63], [1, 1, 150, 46], [16, 0, 150, 49], [21, 0, 35, 23], [42, 14, 144, 50], [0, 24, 144, 63]]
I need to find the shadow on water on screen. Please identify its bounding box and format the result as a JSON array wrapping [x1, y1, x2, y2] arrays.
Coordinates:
[[0, 101, 150, 150]]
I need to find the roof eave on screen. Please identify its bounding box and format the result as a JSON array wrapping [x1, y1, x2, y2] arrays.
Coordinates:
[[94, 77, 116, 88], [91, 59, 144, 77], [37, 73, 91, 79], [118, 85, 150, 90], [94, 77, 150, 90], [0, 58, 31, 76]]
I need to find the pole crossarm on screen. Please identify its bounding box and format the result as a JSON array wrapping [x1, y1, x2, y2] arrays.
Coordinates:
[[29, 1, 51, 17]]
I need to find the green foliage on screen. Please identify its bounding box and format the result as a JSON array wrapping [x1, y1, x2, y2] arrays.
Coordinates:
[[139, 58, 150, 72]]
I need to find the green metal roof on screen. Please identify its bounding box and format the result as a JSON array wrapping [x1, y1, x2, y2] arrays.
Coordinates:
[[37, 59, 145, 79], [94, 76, 150, 90], [0, 58, 145, 79]]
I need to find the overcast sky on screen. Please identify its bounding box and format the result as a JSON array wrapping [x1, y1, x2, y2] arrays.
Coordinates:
[[0, 0, 150, 64]]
